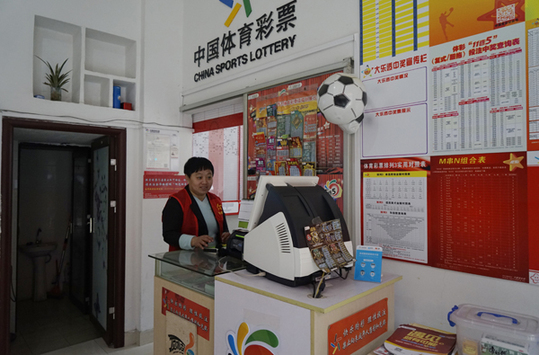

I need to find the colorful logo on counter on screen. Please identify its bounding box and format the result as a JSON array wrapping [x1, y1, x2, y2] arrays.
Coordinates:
[[167, 333, 195, 355], [219, 0, 253, 27], [324, 179, 343, 200], [226, 322, 279, 355]]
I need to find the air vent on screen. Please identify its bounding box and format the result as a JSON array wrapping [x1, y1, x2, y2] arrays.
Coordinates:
[[275, 222, 291, 253]]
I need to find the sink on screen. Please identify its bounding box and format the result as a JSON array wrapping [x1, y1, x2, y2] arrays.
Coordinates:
[[19, 242, 57, 301], [20, 242, 57, 257]]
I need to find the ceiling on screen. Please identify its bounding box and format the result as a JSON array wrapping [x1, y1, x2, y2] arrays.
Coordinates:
[[13, 128, 103, 146]]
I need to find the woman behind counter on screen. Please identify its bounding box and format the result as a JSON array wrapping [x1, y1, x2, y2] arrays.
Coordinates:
[[162, 157, 230, 251]]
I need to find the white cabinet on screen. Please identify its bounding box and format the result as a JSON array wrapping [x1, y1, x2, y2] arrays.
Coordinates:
[[33, 15, 137, 111], [214, 271, 402, 355]]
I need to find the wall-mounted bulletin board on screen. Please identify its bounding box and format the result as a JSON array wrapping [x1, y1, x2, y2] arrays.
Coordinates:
[[246, 72, 345, 212], [358, 0, 539, 285]]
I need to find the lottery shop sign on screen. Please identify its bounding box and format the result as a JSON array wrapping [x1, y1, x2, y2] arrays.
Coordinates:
[[192, 0, 298, 83], [328, 298, 388, 354]]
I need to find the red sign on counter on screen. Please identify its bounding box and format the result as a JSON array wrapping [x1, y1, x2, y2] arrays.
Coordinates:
[[161, 287, 210, 341], [328, 298, 388, 355]]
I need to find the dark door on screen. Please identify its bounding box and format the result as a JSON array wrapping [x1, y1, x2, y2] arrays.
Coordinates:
[[90, 136, 115, 345], [70, 148, 92, 313], [1, 118, 126, 353]]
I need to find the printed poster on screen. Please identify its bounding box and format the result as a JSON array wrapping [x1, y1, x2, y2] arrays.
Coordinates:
[[430, 23, 527, 155], [143, 172, 187, 199], [145, 128, 181, 172], [527, 17, 539, 150], [527, 150, 539, 285], [360, 50, 430, 158], [429, 152, 528, 282], [361, 158, 429, 264], [429, 0, 525, 47]]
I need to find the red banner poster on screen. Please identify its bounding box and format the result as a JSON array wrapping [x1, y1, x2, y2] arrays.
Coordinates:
[[328, 298, 388, 355], [161, 287, 210, 341], [528, 151, 539, 284], [429, 152, 528, 282], [143, 172, 187, 199], [318, 169, 344, 213]]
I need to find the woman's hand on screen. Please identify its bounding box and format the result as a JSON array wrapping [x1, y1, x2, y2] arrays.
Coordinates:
[[191, 235, 214, 249], [221, 232, 231, 244]]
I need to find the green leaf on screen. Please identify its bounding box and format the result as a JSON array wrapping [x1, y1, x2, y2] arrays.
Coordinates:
[[35, 55, 71, 93]]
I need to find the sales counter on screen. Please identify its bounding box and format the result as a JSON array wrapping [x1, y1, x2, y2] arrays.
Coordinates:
[[214, 270, 402, 355], [151, 249, 401, 355], [150, 250, 244, 354]]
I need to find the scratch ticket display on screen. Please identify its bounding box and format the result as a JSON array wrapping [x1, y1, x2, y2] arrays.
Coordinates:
[[290, 110, 304, 138], [302, 140, 316, 162], [246, 73, 345, 202], [275, 161, 287, 175], [303, 110, 318, 140], [276, 114, 290, 138], [302, 162, 316, 176], [267, 116, 277, 138], [265, 159, 275, 174], [254, 132, 266, 158], [276, 137, 289, 161], [266, 103, 277, 117], [287, 159, 301, 176], [289, 136, 302, 158], [304, 219, 354, 273], [266, 136, 276, 161], [255, 117, 267, 136], [255, 157, 265, 173]]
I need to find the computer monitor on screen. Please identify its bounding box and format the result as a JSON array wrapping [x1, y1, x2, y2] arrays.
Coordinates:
[[243, 175, 353, 287]]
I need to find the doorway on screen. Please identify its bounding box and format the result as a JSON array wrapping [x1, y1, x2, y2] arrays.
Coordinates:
[[1, 117, 126, 354]]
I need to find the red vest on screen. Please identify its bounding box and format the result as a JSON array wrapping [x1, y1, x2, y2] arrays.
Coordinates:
[[168, 188, 225, 251]]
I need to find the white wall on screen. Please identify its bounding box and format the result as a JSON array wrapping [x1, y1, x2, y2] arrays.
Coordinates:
[[180, 0, 539, 331], [180, 0, 360, 108], [385, 260, 539, 331], [0, 0, 191, 344], [2, 0, 537, 348]]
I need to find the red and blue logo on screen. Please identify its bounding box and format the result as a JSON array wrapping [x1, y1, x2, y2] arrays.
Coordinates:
[[226, 322, 279, 355], [219, 0, 253, 27]]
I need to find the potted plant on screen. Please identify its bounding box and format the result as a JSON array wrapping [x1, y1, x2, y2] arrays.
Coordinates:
[[36, 56, 71, 101]]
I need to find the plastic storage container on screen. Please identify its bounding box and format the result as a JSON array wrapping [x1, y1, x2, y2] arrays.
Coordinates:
[[448, 304, 539, 355]]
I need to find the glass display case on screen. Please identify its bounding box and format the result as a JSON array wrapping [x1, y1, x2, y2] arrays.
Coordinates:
[[149, 250, 244, 298]]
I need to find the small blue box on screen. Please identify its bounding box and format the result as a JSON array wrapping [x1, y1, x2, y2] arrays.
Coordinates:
[[354, 245, 383, 282], [113, 86, 121, 108]]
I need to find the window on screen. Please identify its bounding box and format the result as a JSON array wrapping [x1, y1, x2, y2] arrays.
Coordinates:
[[192, 109, 244, 214]]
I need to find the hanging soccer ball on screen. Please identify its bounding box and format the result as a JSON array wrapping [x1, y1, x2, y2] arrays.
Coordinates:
[[317, 73, 368, 134]]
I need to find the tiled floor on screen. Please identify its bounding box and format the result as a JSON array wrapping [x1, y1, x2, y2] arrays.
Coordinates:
[[10, 297, 103, 355], [41, 339, 153, 355], [10, 297, 153, 355]]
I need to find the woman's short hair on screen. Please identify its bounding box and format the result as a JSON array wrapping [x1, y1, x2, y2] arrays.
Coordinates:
[[184, 157, 214, 177]]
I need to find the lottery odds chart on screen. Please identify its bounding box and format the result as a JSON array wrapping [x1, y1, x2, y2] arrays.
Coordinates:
[[361, 153, 535, 283]]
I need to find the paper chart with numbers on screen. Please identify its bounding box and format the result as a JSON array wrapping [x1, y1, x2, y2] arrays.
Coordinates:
[[527, 19, 539, 150], [362, 168, 428, 264], [430, 23, 526, 154]]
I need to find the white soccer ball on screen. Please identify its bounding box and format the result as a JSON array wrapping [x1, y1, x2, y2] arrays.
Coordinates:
[[317, 73, 368, 134]]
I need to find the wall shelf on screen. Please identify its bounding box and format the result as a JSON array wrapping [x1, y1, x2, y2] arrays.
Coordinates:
[[33, 15, 137, 111]]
